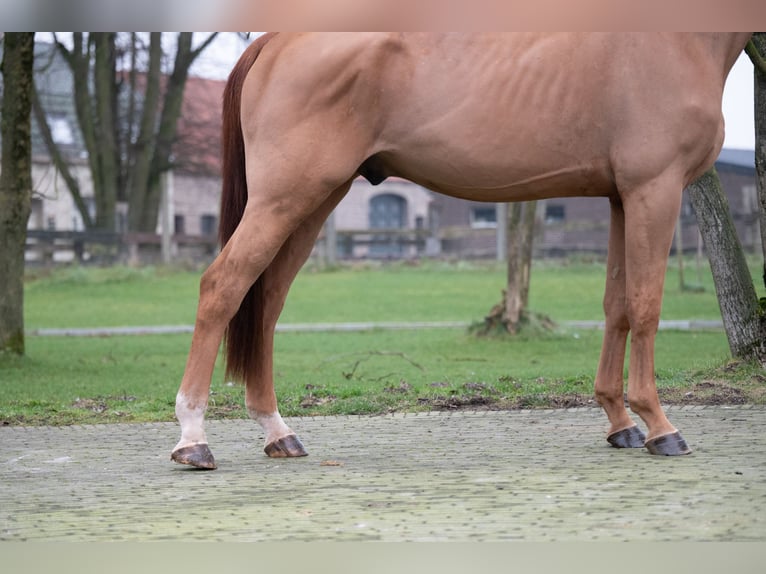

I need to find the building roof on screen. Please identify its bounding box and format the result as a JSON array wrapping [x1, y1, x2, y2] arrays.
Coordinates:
[[174, 75, 224, 177]]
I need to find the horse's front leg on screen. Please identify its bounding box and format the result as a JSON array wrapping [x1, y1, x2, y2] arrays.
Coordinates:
[[622, 178, 691, 455], [245, 183, 351, 458], [594, 197, 646, 448]]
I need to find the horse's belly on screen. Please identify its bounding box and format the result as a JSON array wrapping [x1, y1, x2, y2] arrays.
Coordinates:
[[378, 146, 616, 202]]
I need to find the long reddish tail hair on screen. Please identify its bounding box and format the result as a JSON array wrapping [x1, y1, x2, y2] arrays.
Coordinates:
[[218, 33, 277, 382]]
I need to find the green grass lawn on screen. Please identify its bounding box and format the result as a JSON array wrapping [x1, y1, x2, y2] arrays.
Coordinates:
[[22, 256, 750, 329], [3, 257, 763, 426]]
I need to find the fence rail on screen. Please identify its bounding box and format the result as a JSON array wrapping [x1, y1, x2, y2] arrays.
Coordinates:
[[25, 225, 658, 266], [25, 230, 218, 265]]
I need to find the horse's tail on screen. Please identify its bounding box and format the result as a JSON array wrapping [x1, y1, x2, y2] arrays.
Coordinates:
[[219, 32, 277, 383]]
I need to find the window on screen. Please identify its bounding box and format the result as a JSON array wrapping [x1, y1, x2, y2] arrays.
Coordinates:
[[545, 204, 565, 224], [470, 207, 497, 229], [369, 194, 407, 229], [200, 214, 217, 236], [174, 215, 186, 235], [369, 193, 407, 257]]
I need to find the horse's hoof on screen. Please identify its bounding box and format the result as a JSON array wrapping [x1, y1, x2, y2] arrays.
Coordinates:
[[264, 434, 308, 458], [171, 444, 218, 469], [645, 431, 692, 456], [607, 425, 647, 448]]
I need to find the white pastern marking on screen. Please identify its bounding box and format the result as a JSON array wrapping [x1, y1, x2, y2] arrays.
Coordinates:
[[174, 392, 208, 451], [249, 410, 293, 444]]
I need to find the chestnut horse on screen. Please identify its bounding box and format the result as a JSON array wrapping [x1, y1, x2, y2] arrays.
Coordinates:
[[172, 33, 752, 469]]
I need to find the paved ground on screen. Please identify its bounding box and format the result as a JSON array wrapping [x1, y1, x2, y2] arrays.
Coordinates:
[[1, 406, 764, 541]]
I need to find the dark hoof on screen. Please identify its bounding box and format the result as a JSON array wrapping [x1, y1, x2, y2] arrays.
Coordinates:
[[264, 434, 308, 458], [607, 425, 647, 448], [645, 431, 692, 456], [171, 444, 217, 469]]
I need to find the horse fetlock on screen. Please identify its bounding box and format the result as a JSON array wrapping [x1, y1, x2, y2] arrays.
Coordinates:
[[626, 393, 657, 417], [175, 392, 209, 446], [250, 409, 293, 443], [593, 385, 631, 420], [625, 393, 677, 439], [593, 386, 620, 408], [249, 409, 308, 457]]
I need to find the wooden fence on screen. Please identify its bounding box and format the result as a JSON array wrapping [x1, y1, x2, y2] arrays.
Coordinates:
[[24, 230, 218, 266], [24, 228, 436, 266], [25, 225, 634, 267]]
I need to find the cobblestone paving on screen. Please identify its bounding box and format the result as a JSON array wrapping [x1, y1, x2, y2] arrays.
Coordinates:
[[1, 407, 764, 541]]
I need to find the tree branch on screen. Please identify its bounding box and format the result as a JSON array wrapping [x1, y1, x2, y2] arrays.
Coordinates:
[[191, 32, 218, 60], [745, 39, 766, 75], [52, 32, 74, 67], [30, 80, 94, 229]]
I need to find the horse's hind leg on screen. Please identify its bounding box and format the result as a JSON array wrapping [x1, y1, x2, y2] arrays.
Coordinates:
[[171, 207, 298, 469], [244, 182, 351, 458], [171, 221, 272, 469], [594, 197, 646, 448], [171, 177, 352, 469]]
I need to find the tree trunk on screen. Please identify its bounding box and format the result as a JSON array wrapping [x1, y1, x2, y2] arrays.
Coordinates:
[[92, 33, 119, 231], [687, 167, 766, 365], [750, 33, 766, 289], [480, 200, 546, 335], [126, 33, 162, 232], [53, 33, 120, 231], [0, 33, 35, 355], [506, 200, 537, 327], [58, 34, 104, 230], [128, 32, 218, 232], [675, 214, 685, 289]]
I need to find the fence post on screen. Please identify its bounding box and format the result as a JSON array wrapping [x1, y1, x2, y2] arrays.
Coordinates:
[[495, 202, 507, 261], [160, 170, 174, 264], [325, 209, 337, 266]]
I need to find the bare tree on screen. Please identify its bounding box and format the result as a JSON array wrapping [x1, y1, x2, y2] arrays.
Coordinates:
[[480, 200, 546, 334], [35, 32, 217, 232], [688, 168, 765, 365], [0, 33, 35, 355], [128, 32, 218, 232]]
